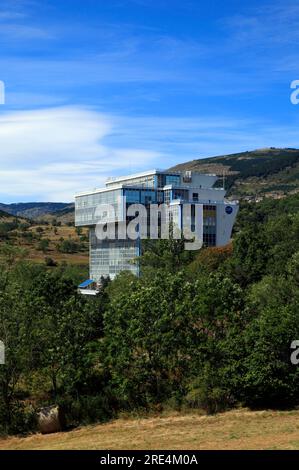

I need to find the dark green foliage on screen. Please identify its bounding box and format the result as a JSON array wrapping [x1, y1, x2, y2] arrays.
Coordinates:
[[0, 401, 37, 436], [37, 238, 50, 253], [1, 192, 299, 434], [102, 270, 244, 412], [0, 221, 18, 239], [0, 261, 109, 434], [57, 239, 82, 253], [140, 236, 195, 274]]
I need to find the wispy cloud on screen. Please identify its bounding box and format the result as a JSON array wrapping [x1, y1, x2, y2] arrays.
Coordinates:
[[223, 1, 299, 45], [0, 0, 290, 106], [0, 24, 51, 40], [0, 0, 53, 42], [0, 106, 161, 202], [0, 0, 299, 205], [0, 105, 299, 202]]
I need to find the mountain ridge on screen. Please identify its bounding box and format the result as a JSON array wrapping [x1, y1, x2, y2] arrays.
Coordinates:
[[1, 147, 299, 218], [0, 202, 74, 220], [170, 147, 299, 199]]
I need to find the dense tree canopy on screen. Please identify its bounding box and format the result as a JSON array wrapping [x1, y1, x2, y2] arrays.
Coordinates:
[[0, 194, 299, 434]]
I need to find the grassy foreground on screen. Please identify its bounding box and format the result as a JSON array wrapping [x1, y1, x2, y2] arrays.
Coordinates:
[[1, 409, 299, 450]]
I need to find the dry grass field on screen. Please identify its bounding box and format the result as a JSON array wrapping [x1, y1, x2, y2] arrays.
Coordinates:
[[0, 217, 89, 266], [1, 409, 299, 450], [23, 224, 89, 264]]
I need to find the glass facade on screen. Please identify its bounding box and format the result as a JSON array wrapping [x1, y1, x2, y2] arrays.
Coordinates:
[[203, 205, 217, 246], [74, 170, 238, 283], [75, 189, 123, 226], [124, 188, 140, 204], [107, 174, 156, 189], [90, 228, 140, 279], [124, 188, 164, 205], [165, 174, 181, 186], [173, 188, 189, 201], [156, 173, 181, 188], [168, 204, 181, 230], [164, 189, 172, 204]]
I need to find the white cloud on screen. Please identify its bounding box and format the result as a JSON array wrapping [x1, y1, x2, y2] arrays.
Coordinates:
[[1, 105, 299, 203], [0, 106, 162, 202]]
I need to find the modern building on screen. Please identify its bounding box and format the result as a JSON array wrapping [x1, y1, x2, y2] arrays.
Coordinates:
[[75, 169, 238, 293]]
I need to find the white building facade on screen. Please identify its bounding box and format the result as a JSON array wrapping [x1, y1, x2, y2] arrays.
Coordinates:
[[75, 169, 239, 287]]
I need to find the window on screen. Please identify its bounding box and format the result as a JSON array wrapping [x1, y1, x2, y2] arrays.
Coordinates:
[[203, 233, 216, 247], [173, 189, 189, 201], [182, 171, 192, 183], [124, 189, 140, 204], [165, 174, 180, 186], [75, 189, 122, 226], [140, 190, 156, 204], [164, 189, 172, 204]]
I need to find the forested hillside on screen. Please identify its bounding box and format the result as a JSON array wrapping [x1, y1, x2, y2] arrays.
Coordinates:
[[1, 193, 299, 435], [171, 147, 299, 199]]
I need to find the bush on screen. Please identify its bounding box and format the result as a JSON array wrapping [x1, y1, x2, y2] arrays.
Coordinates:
[[185, 365, 235, 415], [57, 239, 80, 253], [37, 239, 50, 253], [241, 304, 299, 409], [57, 395, 113, 428], [0, 401, 37, 436], [44, 257, 57, 267]]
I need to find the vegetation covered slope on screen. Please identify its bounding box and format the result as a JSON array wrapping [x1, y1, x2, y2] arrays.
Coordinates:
[[170, 147, 299, 199], [0, 211, 88, 266], [0, 192, 299, 439]]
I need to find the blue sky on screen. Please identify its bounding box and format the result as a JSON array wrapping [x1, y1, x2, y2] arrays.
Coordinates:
[[0, 0, 299, 202]]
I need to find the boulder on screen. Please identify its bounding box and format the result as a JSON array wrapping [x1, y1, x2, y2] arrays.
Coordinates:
[[37, 405, 65, 434]]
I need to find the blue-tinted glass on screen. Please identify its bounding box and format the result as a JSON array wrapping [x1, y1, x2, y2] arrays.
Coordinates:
[[165, 175, 180, 186], [124, 189, 140, 203]]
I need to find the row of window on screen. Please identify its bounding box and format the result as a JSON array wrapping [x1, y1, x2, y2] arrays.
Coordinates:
[[203, 233, 216, 246], [90, 239, 140, 279], [76, 189, 122, 208], [124, 188, 164, 204], [76, 189, 218, 211]]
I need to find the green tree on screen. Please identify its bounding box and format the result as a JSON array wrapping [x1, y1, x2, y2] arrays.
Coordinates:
[[37, 239, 50, 253]]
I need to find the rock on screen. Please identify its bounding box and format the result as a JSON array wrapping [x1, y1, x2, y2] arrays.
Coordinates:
[[37, 405, 65, 434]]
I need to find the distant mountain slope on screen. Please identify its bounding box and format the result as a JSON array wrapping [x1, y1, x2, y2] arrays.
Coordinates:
[[0, 209, 28, 224], [0, 209, 11, 219], [36, 205, 75, 224], [170, 147, 299, 199], [0, 202, 74, 220]]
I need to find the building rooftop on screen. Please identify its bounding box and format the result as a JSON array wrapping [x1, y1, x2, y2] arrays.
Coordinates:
[[75, 168, 218, 197]]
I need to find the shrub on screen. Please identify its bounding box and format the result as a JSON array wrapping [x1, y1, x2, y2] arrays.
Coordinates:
[[44, 257, 57, 267], [37, 239, 50, 253], [57, 395, 113, 428], [0, 401, 37, 436], [57, 239, 80, 253]]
